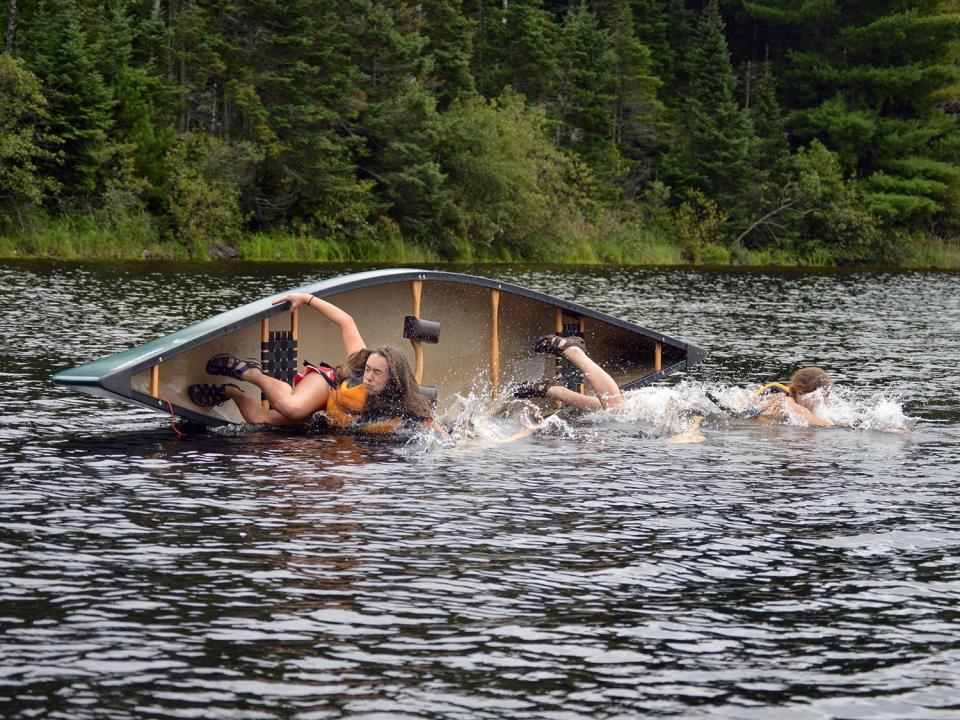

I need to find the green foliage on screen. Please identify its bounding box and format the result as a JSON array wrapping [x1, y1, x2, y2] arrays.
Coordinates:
[[791, 140, 881, 262], [747, 0, 960, 235], [419, 0, 476, 107], [752, 61, 789, 181], [3, 0, 960, 268], [555, 4, 615, 162], [673, 189, 730, 263], [162, 133, 263, 254], [21, 0, 115, 197], [438, 90, 586, 260], [469, 0, 559, 102], [0, 53, 58, 220], [665, 0, 758, 218]]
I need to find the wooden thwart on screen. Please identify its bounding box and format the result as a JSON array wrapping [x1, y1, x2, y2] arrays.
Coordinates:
[[410, 280, 424, 384], [150, 364, 159, 398]]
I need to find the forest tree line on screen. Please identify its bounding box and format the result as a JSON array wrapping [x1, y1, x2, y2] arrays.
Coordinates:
[[2, 0, 960, 264]]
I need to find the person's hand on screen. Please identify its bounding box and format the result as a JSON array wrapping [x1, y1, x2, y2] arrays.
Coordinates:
[[272, 293, 314, 309]]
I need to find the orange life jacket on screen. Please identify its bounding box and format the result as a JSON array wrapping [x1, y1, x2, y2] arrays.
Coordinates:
[[324, 376, 403, 434]]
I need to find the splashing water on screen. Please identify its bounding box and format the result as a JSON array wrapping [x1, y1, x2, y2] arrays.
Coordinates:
[[434, 380, 915, 450]]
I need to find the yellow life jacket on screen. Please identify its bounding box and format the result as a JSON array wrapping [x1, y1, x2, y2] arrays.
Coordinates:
[[324, 376, 403, 434], [757, 382, 793, 397]]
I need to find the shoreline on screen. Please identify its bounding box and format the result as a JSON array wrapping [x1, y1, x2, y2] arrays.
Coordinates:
[[3, 220, 959, 271], [3, 250, 959, 273]]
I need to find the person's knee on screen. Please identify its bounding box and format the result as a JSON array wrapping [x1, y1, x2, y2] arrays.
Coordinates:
[[599, 392, 623, 410], [272, 396, 319, 421]]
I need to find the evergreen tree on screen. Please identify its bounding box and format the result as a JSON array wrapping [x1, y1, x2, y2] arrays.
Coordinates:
[[744, 0, 960, 228], [21, 0, 114, 197], [348, 0, 457, 247], [466, 0, 558, 103], [665, 0, 758, 217], [555, 4, 615, 165], [419, 0, 476, 108], [751, 59, 788, 181], [94, 4, 175, 200], [632, 0, 694, 98], [601, 0, 665, 195]]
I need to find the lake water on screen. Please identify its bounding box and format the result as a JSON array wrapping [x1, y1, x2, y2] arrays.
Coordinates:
[[2, 260, 959, 719]]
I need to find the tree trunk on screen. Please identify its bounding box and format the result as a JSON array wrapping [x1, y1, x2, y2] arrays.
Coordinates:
[[5, 0, 16, 54], [151, 0, 162, 23]]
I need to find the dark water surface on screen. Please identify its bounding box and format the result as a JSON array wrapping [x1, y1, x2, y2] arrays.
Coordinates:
[[2, 261, 959, 719]]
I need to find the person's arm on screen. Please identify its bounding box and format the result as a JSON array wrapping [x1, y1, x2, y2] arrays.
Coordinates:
[[273, 293, 365, 356], [420, 417, 449, 438]]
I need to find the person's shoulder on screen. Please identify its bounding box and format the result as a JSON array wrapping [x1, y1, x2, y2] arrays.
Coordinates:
[[759, 393, 786, 415]]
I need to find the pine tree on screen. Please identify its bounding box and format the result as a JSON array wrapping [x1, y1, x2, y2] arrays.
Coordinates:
[[419, 0, 475, 108], [751, 59, 788, 181], [666, 0, 758, 217], [348, 0, 456, 246], [744, 0, 960, 228], [632, 0, 694, 99], [600, 0, 664, 190], [555, 4, 615, 164], [466, 0, 558, 103], [92, 4, 175, 200], [21, 0, 114, 197]]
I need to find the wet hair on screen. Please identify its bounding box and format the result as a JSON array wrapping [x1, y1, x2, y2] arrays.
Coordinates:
[[338, 346, 433, 420], [790, 367, 832, 397]]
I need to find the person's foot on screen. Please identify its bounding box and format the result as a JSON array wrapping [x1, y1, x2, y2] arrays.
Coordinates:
[[205, 354, 262, 380], [513, 378, 560, 399], [533, 334, 585, 356], [188, 383, 241, 407]]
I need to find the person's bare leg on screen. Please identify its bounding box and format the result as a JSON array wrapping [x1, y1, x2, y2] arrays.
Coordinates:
[[233, 369, 330, 421], [556, 346, 622, 409], [225, 385, 296, 425], [544, 385, 602, 411]]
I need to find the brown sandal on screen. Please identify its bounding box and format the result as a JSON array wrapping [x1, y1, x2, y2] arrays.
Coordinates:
[[188, 383, 240, 407], [533, 334, 585, 356], [513, 378, 561, 399]]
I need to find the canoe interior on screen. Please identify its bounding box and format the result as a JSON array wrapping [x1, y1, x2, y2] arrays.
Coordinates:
[[127, 278, 684, 424]]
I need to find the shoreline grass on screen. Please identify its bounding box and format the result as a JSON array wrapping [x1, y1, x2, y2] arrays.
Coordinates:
[[2, 215, 958, 270]]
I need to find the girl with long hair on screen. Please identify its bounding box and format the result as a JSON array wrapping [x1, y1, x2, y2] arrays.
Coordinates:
[[186, 293, 441, 434]]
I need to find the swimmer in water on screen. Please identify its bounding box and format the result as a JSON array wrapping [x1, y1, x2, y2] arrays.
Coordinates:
[[704, 366, 837, 428], [756, 366, 834, 427], [670, 366, 836, 443]]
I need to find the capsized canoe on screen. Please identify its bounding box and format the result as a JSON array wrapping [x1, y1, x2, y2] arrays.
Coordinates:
[[52, 269, 706, 426]]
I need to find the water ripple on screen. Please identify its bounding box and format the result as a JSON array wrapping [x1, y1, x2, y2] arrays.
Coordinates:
[[1, 262, 959, 718]]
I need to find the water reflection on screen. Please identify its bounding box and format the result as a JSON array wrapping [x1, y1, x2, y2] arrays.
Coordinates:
[[1, 261, 959, 718]]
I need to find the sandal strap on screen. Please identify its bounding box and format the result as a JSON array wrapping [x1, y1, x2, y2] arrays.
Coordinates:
[[513, 377, 560, 399], [534, 334, 585, 356], [206, 354, 262, 380], [188, 383, 239, 407]]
